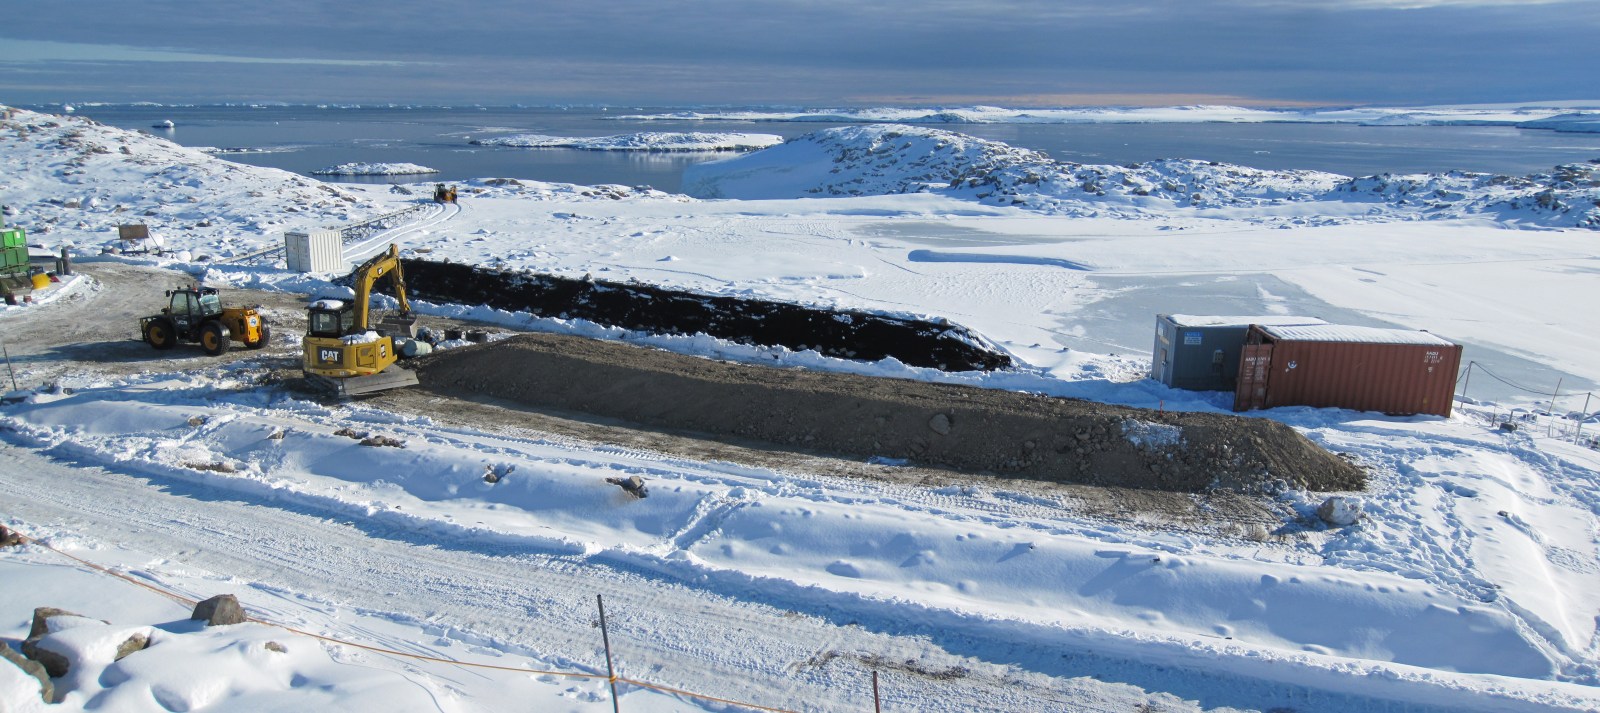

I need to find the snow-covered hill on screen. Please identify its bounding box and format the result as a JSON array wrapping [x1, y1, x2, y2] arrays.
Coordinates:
[[684, 124, 1600, 228], [0, 108, 393, 258]]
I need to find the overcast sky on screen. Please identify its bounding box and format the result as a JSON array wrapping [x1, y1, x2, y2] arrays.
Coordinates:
[[3, 0, 1597, 107]]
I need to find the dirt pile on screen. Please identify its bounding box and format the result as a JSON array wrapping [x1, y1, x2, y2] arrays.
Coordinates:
[[392, 259, 1011, 372], [410, 334, 1365, 494]]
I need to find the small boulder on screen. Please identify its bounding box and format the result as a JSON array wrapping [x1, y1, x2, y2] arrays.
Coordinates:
[[20, 639, 70, 679], [928, 413, 952, 436], [359, 435, 406, 448], [1, 643, 53, 703], [604, 475, 649, 499], [191, 594, 247, 626], [0, 525, 23, 548], [28, 608, 88, 639], [1317, 495, 1364, 527], [114, 632, 150, 661]]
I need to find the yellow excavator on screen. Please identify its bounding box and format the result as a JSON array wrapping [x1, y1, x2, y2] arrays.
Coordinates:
[[302, 243, 422, 396]]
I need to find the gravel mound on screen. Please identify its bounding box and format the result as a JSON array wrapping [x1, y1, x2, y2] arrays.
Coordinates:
[[411, 334, 1365, 494]]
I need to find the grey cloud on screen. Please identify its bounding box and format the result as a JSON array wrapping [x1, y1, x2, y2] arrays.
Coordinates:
[[1, 0, 1595, 105]]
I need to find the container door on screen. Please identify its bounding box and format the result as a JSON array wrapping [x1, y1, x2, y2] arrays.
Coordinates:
[[1234, 343, 1273, 411]]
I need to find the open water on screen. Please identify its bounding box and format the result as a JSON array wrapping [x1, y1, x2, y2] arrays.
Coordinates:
[[51, 104, 1600, 194]]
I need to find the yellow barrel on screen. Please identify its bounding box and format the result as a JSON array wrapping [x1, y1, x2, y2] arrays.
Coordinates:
[[31, 272, 50, 289]]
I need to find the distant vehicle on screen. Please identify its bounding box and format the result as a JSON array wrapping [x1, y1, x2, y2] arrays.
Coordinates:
[[140, 287, 272, 355], [433, 183, 457, 203]]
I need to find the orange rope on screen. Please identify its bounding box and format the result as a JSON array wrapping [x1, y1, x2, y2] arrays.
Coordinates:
[[4, 524, 801, 712], [620, 677, 801, 713]]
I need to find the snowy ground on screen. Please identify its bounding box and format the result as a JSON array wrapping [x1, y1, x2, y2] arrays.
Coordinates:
[[2, 104, 1600, 712]]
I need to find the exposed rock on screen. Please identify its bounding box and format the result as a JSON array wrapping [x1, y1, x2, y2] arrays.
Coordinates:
[[604, 475, 649, 498], [1317, 495, 1365, 526], [0, 525, 23, 548], [1, 643, 53, 702], [928, 413, 952, 436], [20, 639, 69, 679], [115, 632, 151, 660], [191, 594, 247, 626], [24, 625, 150, 679], [265, 641, 288, 654], [28, 607, 87, 639]]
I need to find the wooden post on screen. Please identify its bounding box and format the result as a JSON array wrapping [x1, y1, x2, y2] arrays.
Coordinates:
[[872, 670, 881, 713], [597, 594, 621, 713], [1574, 392, 1592, 445], [0, 335, 16, 391]]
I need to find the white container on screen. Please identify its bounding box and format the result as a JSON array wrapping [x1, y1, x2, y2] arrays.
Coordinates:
[[284, 229, 344, 273]]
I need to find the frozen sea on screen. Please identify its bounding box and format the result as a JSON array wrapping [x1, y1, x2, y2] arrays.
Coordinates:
[[50, 104, 1600, 193]]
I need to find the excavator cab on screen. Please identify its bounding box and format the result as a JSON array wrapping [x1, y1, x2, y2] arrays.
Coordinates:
[[306, 298, 354, 338]]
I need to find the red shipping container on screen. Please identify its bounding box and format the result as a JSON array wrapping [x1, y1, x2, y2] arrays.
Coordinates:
[[1234, 324, 1463, 417]]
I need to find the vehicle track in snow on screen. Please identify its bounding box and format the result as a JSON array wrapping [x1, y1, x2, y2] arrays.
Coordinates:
[[344, 199, 462, 264], [0, 446, 1187, 713]]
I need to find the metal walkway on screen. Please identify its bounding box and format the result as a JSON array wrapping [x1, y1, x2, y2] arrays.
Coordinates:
[[219, 201, 456, 267]]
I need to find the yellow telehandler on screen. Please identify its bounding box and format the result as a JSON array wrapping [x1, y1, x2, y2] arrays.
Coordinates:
[[141, 287, 271, 355]]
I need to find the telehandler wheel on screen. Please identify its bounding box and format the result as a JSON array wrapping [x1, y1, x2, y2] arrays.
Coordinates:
[[245, 323, 271, 350], [200, 321, 231, 356], [143, 318, 177, 350]]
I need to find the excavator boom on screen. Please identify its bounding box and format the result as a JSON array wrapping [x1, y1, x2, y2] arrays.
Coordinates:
[[349, 244, 411, 333]]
